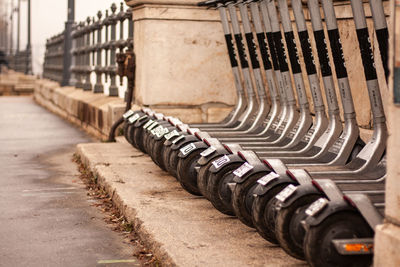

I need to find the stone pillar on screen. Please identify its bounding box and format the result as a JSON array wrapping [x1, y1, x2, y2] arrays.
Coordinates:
[[374, 1, 400, 266], [125, 0, 236, 123]]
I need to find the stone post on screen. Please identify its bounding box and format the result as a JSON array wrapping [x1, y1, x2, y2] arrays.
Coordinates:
[[93, 11, 104, 93], [62, 0, 75, 86], [108, 4, 118, 97], [124, 0, 236, 123]]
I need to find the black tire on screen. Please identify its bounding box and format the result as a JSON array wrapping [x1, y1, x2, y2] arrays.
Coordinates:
[[161, 144, 174, 174], [232, 172, 268, 228], [151, 139, 168, 171], [197, 158, 220, 200], [275, 194, 321, 260], [142, 128, 152, 154], [251, 184, 290, 244], [123, 123, 133, 144], [168, 149, 181, 179], [207, 162, 243, 216], [132, 125, 147, 153], [127, 123, 139, 149], [304, 211, 373, 267], [145, 133, 157, 156], [176, 150, 205, 196]]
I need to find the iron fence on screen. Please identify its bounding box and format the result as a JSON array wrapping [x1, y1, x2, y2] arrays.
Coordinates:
[[43, 2, 133, 98], [43, 32, 65, 82], [7, 49, 32, 74]]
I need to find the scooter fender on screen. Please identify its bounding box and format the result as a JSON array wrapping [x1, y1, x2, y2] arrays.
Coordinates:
[[197, 147, 227, 166], [157, 128, 179, 142], [132, 115, 150, 127], [198, 142, 244, 165], [151, 122, 176, 139], [153, 113, 164, 121], [193, 131, 211, 140], [122, 110, 142, 121], [253, 174, 293, 197], [170, 135, 199, 151], [278, 184, 321, 209], [302, 199, 356, 230], [141, 107, 152, 114], [343, 193, 384, 230], [197, 144, 227, 166], [122, 109, 136, 119], [209, 154, 244, 174], [178, 141, 209, 159], [125, 113, 145, 126], [228, 150, 263, 184], [154, 127, 175, 141], [149, 125, 166, 137], [145, 121, 162, 133], [233, 163, 272, 184], [163, 132, 187, 147]]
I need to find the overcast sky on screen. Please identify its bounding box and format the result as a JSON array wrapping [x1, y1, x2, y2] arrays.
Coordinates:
[[6, 0, 119, 75]]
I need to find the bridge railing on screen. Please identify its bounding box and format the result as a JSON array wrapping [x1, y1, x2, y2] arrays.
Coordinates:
[[42, 2, 133, 98]]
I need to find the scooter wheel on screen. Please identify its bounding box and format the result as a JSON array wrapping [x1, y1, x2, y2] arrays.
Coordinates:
[[303, 211, 373, 267], [251, 184, 289, 244], [151, 139, 168, 171], [161, 144, 174, 173], [176, 149, 205, 196], [275, 194, 321, 260], [197, 158, 221, 200], [168, 148, 181, 179], [132, 125, 147, 153], [232, 172, 267, 228], [207, 162, 243, 216], [142, 129, 153, 154], [123, 123, 133, 144], [127, 124, 140, 149], [146, 134, 158, 157]]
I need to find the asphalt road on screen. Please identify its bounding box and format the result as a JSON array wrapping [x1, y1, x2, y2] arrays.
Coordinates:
[[0, 97, 138, 266]]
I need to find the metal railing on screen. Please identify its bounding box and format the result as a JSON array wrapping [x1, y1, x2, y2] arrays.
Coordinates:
[[43, 33, 65, 82], [42, 2, 133, 98], [8, 49, 32, 74]]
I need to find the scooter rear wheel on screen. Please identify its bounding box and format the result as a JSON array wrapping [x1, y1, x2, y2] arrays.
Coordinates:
[[151, 139, 168, 171], [232, 172, 267, 228], [176, 150, 205, 196], [132, 125, 147, 153], [275, 194, 321, 260], [161, 145, 172, 168], [251, 184, 290, 244], [207, 162, 243, 216], [197, 158, 221, 200], [303, 211, 373, 267], [123, 123, 134, 145], [168, 149, 182, 179]]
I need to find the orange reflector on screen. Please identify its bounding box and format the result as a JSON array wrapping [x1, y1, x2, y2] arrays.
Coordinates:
[[345, 243, 373, 253]]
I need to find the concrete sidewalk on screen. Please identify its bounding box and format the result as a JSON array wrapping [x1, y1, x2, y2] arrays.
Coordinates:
[[77, 138, 306, 267]]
